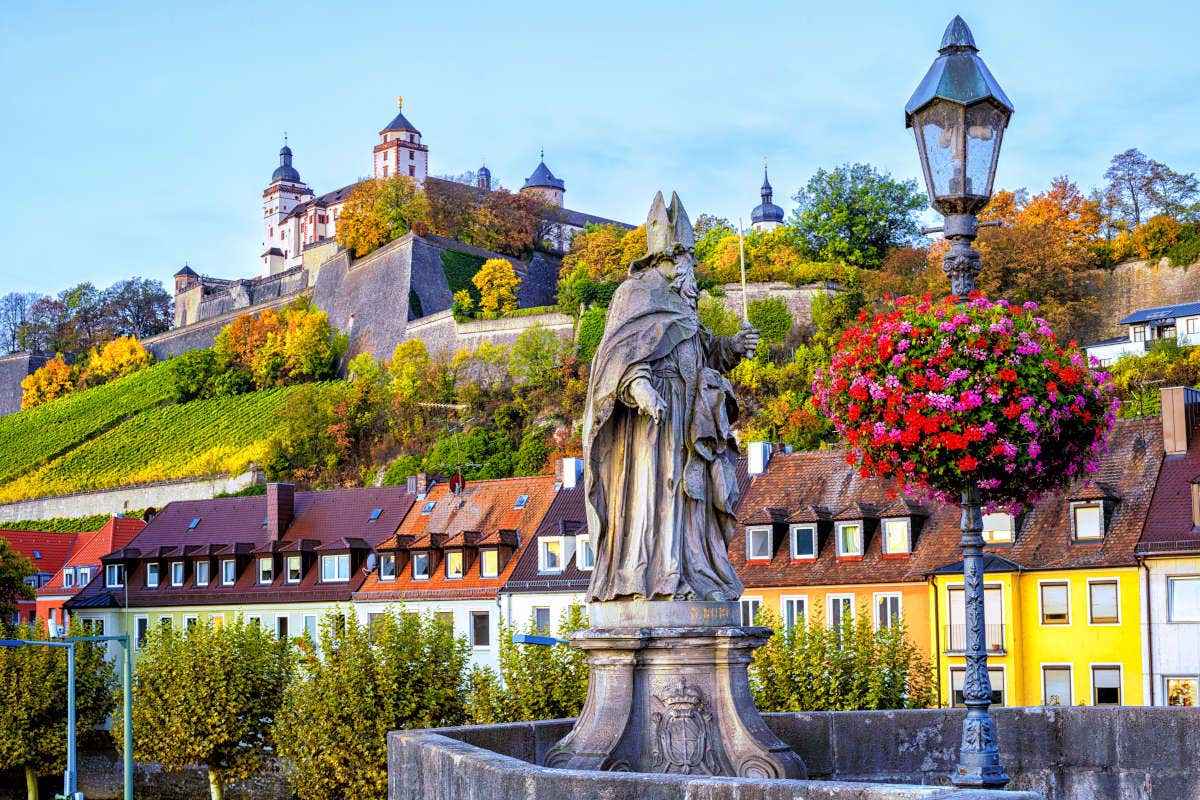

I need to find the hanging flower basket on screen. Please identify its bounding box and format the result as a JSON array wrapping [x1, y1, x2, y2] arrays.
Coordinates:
[[813, 293, 1118, 508]]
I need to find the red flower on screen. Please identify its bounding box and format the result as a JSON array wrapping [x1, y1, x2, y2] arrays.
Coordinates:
[[998, 368, 1017, 382], [957, 455, 978, 471]]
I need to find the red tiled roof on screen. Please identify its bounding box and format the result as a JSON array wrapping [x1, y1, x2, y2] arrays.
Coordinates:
[[37, 517, 144, 596], [354, 475, 556, 601], [732, 417, 1163, 588], [503, 484, 591, 592], [68, 486, 415, 609], [2, 531, 76, 580], [1140, 414, 1200, 555]]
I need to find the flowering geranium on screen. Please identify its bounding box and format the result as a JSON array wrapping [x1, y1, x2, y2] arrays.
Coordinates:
[[813, 293, 1118, 508]]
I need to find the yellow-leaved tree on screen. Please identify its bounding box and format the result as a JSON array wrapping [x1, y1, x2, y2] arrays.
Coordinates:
[[472, 258, 520, 317], [335, 176, 430, 257], [79, 335, 152, 388], [20, 355, 73, 409]]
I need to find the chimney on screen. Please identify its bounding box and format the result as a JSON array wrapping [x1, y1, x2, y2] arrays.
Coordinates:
[[559, 457, 583, 489], [1161, 387, 1200, 455], [747, 442, 773, 476], [406, 472, 433, 497], [266, 483, 295, 541]]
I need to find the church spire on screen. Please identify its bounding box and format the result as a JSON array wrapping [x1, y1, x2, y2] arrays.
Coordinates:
[[750, 157, 784, 232]]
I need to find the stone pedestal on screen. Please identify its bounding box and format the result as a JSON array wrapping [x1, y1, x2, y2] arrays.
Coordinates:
[[546, 600, 807, 779]]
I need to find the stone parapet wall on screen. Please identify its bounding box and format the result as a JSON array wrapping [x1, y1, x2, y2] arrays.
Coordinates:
[[0, 470, 263, 522], [715, 281, 838, 335], [0, 351, 47, 417], [391, 707, 1200, 800], [144, 294, 302, 360]]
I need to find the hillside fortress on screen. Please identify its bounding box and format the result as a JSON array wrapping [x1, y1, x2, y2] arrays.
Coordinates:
[[152, 98, 634, 363]]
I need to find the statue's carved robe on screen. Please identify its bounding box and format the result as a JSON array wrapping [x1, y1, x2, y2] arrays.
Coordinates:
[[583, 268, 744, 602]]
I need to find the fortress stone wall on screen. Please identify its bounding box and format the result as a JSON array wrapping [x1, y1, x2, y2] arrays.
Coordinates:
[[0, 352, 48, 416]]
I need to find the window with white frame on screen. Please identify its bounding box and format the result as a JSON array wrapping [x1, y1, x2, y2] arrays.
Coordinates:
[[258, 557, 274, 584], [740, 597, 762, 626], [321, 553, 350, 582], [1072, 503, 1104, 541], [1088, 580, 1119, 624], [170, 561, 185, 587], [77, 567, 90, 586], [63, 569, 75, 589], [534, 606, 551, 634], [221, 559, 236, 585], [1166, 677, 1199, 706], [1042, 665, 1072, 706], [159, 616, 172, 632], [539, 539, 564, 573], [1092, 666, 1121, 705], [981, 512, 1014, 543], [445, 550, 464, 579], [471, 611, 491, 647], [479, 548, 499, 578], [286, 555, 302, 583], [835, 522, 863, 557], [247, 615, 261, 629], [1168, 576, 1200, 622], [882, 518, 911, 554], [576, 535, 595, 570], [951, 667, 1004, 706], [746, 526, 773, 560], [1132, 325, 1146, 342], [1188, 318, 1199, 335], [412, 552, 430, 580], [81, 617, 103, 635], [135, 616, 148, 647], [790, 525, 816, 559], [303, 615, 318, 644], [194, 561, 209, 587], [827, 594, 854, 629], [435, 611, 454, 630], [184, 615, 198, 631], [105, 564, 125, 588], [146, 563, 160, 588], [379, 553, 396, 581], [782, 597, 807, 631], [276, 616, 289, 641], [1040, 582, 1070, 624], [876, 593, 902, 629]]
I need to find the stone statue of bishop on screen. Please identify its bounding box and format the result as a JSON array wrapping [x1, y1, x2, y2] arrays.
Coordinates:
[[582, 191, 760, 603]]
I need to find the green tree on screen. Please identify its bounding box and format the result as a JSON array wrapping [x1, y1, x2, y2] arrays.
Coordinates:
[[747, 296, 794, 346], [509, 324, 560, 384], [0, 623, 115, 800], [468, 606, 588, 723], [118, 619, 293, 800], [792, 163, 926, 268], [697, 294, 740, 337], [0, 540, 34, 628], [750, 607, 933, 712], [277, 609, 469, 800]]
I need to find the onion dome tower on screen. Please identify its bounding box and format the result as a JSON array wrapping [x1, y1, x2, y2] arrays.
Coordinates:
[[477, 161, 492, 191], [750, 158, 785, 232]]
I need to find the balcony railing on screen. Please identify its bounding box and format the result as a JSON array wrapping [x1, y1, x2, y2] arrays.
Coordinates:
[[943, 624, 1005, 654]]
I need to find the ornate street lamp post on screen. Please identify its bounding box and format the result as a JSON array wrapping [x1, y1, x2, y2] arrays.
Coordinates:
[[906, 15, 1013, 789]]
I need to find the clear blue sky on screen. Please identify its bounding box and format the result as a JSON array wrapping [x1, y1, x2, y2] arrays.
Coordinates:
[[2, 0, 1198, 295]]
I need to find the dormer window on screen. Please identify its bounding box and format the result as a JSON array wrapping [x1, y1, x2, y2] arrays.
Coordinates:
[[539, 538, 564, 573], [321, 554, 350, 582], [286, 555, 302, 583], [835, 522, 863, 558], [446, 550, 465, 579], [981, 513, 1014, 543], [105, 564, 125, 589], [790, 525, 817, 560], [412, 551, 430, 580], [146, 563, 161, 588], [480, 548, 499, 578], [514, 494, 530, 510], [221, 559, 236, 586], [170, 561, 185, 587], [194, 561, 209, 587], [63, 569, 75, 589], [1190, 481, 1200, 528], [1071, 502, 1105, 541], [258, 557, 274, 584], [576, 535, 595, 570], [379, 553, 396, 581], [882, 518, 911, 555], [746, 527, 773, 560], [77, 567, 90, 586]]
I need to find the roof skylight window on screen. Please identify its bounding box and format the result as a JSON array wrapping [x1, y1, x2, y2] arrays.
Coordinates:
[[189, 518, 201, 530], [422, 501, 436, 514], [514, 495, 530, 510], [370, 508, 383, 521]]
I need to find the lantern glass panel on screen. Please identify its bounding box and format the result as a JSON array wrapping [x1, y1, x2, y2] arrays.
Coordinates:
[[965, 103, 1005, 199], [915, 100, 963, 202]]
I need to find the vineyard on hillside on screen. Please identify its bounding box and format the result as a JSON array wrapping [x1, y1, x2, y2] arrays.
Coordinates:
[[0, 362, 174, 486], [0, 384, 317, 504]]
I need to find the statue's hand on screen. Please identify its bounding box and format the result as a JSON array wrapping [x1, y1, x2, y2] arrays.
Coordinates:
[[732, 323, 761, 357], [629, 378, 667, 424]]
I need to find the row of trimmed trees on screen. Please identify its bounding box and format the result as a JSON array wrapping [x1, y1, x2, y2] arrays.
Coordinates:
[[1, 605, 932, 800]]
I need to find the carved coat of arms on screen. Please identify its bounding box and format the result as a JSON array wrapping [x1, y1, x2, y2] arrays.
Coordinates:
[[649, 680, 722, 774]]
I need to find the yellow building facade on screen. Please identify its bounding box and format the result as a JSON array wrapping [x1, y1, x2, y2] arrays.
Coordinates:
[[931, 566, 1144, 708]]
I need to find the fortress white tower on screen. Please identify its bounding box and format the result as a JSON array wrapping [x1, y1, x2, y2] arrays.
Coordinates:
[[374, 97, 428, 185], [262, 141, 313, 274]]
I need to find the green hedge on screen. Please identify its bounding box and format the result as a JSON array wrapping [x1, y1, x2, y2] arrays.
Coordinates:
[[440, 250, 486, 307]]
